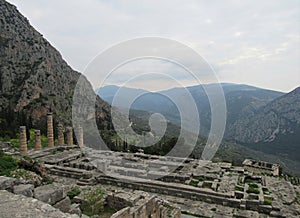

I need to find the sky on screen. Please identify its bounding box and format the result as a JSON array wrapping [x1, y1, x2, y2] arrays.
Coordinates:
[[7, 0, 300, 92]]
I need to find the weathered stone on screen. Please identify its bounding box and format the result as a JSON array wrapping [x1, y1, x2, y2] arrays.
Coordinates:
[[77, 126, 83, 147], [47, 113, 54, 147], [34, 183, 66, 205], [0, 176, 17, 191], [53, 196, 71, 213], [70, 203, 82, 217], [73, 195, 83, 204], [34, 130, 42, 151], [20, 126, 27, 155], [0, 190, 79, 218], [58, 124, 65, 145], [13, 184, 34, 197], [67, 127, 73, 146]]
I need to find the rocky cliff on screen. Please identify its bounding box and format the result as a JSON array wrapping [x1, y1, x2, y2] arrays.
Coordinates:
[[231, 87, 300, 143], [0, 0, 110, 136]]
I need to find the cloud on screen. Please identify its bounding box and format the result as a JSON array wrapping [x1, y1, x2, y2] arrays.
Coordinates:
[[7, 0, 300, 92]]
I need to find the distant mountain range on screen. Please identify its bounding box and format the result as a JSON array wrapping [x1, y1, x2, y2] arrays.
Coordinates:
[[98, 84, 300, 169]]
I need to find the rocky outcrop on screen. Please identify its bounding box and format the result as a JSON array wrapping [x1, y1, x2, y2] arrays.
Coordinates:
[[230, 87, 300, 144], [0, 0, 111, 134]]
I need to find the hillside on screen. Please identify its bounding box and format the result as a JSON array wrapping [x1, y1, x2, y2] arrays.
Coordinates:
[[0, 0, 111, 136], [232, 87, 300, 162]]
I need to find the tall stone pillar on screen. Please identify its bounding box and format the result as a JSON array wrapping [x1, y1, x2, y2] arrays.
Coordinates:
[[47, 113, 54, 147], [57, 124, 64, 145], [77, 126, 84, 147], [67, 127, 73, 146], [34, 130, 42, 151], [20, 126, 27, 155]]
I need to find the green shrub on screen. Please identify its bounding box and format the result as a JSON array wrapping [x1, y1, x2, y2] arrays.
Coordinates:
[[67, 187, 81, 203], [0, 151, 18, 176], [81, 188, 105, 216]]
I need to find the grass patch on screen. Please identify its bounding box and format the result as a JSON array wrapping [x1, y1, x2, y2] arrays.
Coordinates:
[[235, 186, 244, 192], [247, 187, 260, 194], [263, 197, 273, 205], [0, 150, 18, 176], [248, 183, 259, 189], [189, 180, 199, 187]]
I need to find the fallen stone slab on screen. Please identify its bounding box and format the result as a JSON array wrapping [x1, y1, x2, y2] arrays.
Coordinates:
[[0, 190, 79, 218], [34, 183, 66, 205], [0, 176, 18, 191], [53, 196, 71, 213], [13, 184, 34, 197]]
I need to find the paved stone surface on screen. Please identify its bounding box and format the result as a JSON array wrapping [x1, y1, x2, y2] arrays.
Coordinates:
[[0, 190, 79, 218]]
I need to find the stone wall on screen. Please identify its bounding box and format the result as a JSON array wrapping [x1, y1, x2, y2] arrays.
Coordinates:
[[109, 195, 181, 218]]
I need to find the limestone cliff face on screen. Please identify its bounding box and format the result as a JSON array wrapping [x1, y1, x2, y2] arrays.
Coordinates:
[[0, 0, 110, 131], [230, 87, 300, 144]]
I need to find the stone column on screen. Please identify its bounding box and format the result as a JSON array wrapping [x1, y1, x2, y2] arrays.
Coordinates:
[[57, 124, 64, 145], [20, 126, 27, 155], [34, 130, 42, 151], [47, 112, 54, 147], [77, 126, 84, 147], [67, 127, 73, 146]]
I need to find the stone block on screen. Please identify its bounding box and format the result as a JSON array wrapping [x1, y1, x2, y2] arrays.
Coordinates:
[[70, 203, 82, 217], [34, 183, 66, 205], [53, 196, 71, 213], [0, 176, 17, 191], [13, 184, 34, 197]]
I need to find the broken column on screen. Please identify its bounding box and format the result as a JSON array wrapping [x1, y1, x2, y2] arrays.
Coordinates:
[[57, 124, 64, 145], [47, 112, 54, 147], [34, 130, 42, 151], [77, 126, 84, 147], [67, 127, 73, 146], [20, 126, 27, 155]]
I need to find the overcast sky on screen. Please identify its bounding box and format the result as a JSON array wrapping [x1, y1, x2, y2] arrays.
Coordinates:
[[7, 0, 300, 92]]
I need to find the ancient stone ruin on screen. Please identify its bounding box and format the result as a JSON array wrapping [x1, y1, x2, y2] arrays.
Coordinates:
[[8, 116, 300, 217]]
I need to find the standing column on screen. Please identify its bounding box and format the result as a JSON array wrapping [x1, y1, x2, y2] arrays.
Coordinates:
[[67, 127, 73, 146], [34, 130, 42, 151], [47, 112, 54, 147], [77, 126, 84, 147], [57, 124, 64, 145], [20, 126, 27, 155]]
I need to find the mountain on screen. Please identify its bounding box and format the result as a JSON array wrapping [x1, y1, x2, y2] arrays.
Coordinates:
[[0, 0, 111, 136], [231, 87, 300, 162], [98, 84, 300, 175], [97, 83, 284, 136]]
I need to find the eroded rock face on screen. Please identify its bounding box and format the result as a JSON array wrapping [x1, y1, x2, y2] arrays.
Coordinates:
[[0, 190, 79, 218], [0, 0, 111, 129]]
